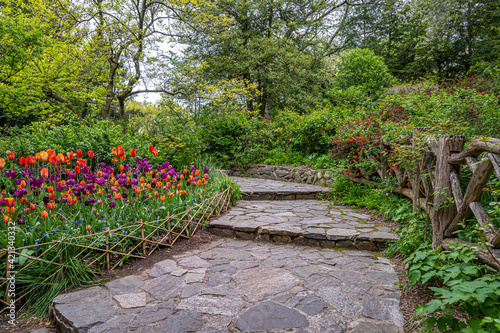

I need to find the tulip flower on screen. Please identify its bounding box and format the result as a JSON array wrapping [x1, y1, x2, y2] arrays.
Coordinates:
[[67, 151, 75, 160], [76, 149, 83, 158], [27, 155, 37, 165], [41, 168, 49, 178], [19, 157, 27, 167], [40, 151, 49, 162], [41, 211, 48, 219], [134, 187, 141, 194], [177, 183, 182, 189], [47, 149, 55, 157], [88, 151, 94, 159], [86, 225, 92, 232], [0, 158, 4, 170], [130, 149, 137, 157], [47, 203, 55, 210], [8, 152, 14, 161], [57, 154, 66, 164], [30, 204, 35, 211], [74, 166, 80, 174]]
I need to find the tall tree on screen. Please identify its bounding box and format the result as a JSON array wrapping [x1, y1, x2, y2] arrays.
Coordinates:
[[171, 0, 370, 116]]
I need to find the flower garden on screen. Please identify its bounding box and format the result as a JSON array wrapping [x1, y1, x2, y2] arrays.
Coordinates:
[[0, 145, 239, 315]]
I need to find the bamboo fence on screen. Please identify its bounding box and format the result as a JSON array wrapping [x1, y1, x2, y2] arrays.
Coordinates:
[[0, 186, 233, 312]]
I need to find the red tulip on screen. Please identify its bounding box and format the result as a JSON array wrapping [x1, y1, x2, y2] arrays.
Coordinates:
[[0, 158, 4, 170], [76, 149, 83, 158], [67, 151, 75, 160], [18, 157, 27, 167], [41, 211, 48, 219], [74, 166, 80, 174], [117, 146, 124, 157], [26, 155, 36, 165], [130, 149, 137, 157], [8, 152, 15, 161], [88, 151, 94, 159]]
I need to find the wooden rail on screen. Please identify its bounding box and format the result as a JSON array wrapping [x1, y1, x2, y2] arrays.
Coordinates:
[[351, 132, 500, 270]]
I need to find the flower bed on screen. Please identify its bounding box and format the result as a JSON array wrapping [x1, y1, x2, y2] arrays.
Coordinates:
[[0, 146, 234, 315]]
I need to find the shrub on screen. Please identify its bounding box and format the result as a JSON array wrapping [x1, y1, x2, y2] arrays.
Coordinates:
[[332, 48, 397, 97]]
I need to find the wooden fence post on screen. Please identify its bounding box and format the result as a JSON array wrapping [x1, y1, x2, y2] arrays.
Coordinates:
[[432, 135, 466, 248]]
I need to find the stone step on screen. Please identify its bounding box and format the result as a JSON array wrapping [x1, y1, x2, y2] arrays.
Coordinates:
[[231, 176, 329, 201], [209, 200, 398, 251]]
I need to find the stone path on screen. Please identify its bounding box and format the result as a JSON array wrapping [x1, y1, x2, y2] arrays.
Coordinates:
[[210, 200, 397, 251], [51, 177, 403, 333], [52, 239, 403, 333], [233, 176, 329, 200]]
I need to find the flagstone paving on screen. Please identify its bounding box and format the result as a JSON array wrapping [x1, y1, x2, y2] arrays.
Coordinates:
[[51, 177, 403, 332], [52, 239, 404, 332], [233, 176, 330, 200], [209, 200, 397, 251]]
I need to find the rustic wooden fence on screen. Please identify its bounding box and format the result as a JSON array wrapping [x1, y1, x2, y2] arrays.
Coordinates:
[[352, 131, 500, 270], [0, 187, 233, 313]]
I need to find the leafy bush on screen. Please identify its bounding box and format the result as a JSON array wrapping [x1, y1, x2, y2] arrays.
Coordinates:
[[332, 48, 397, 97], [406, 244, 500, 332]]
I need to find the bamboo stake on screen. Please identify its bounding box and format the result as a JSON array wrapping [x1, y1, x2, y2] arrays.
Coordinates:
[[140, 220, 146, 256], [105, 228, 110, 270], [5, 249, 11, 304]]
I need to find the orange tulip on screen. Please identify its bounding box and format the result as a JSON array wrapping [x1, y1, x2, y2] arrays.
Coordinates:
[[86, 225, 92, 232], [195, 170, 200, 176], [177, 183, 182, 189], [112, 158, 118, 164], [67, 151, 75, 160], [80, 180, 86, 186], [41, 168, 49, 178], [88, 150, 94, 159], [35, 152, 41, 161], [97, 171, 103, 178], [48, 155, 58, 166], [130, 149, 137, 157], [0, 158, 4, 170], [72, 197, 77, 203], [118, 165, 124, 173], [134, 187, 141, 194], [41, 211, 48, 219], [3, 215, 9, 223], [57, 153, 66, 164], [47, 149, 55, 157], [8, 152, 15, 161], [140, 177, 145, 183], [160, 196, 165, 201], [20, 198, 27, 204], [30, 204, 35, 211], [5, 198, 15, 208]]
